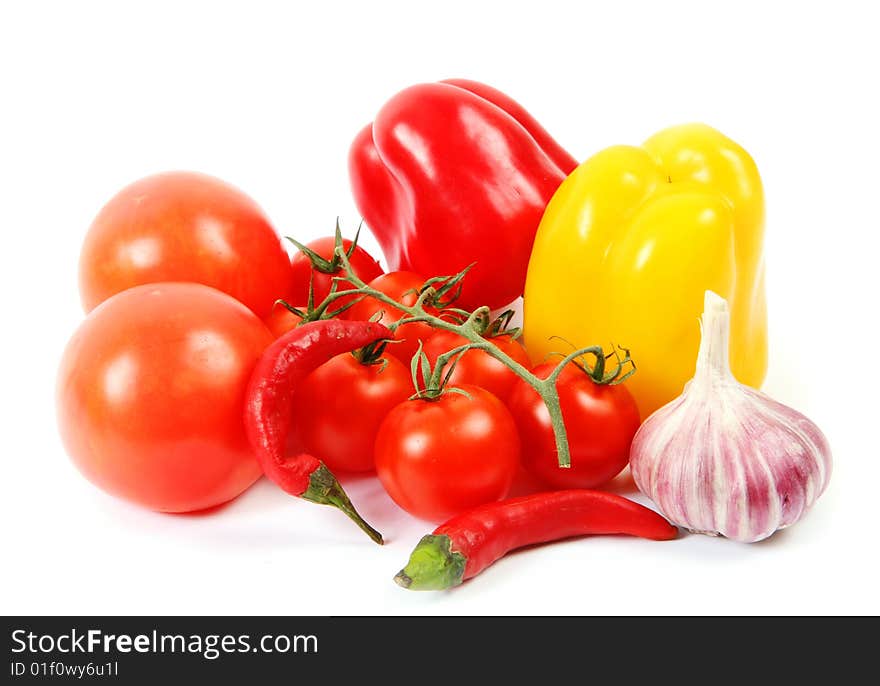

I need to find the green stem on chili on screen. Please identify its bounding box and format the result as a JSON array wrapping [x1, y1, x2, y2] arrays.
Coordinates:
[[395, 490, 678, 590]]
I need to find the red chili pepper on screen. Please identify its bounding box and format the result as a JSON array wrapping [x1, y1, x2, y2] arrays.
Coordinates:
[[394, 490, 678, 589], [244, 319, 392, 544], [349, 79, 577, 311]]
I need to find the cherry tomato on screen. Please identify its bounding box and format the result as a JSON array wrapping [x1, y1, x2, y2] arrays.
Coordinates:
[[291, 353, 411, 473], [422, 331, 530, 402], [507, 362, 641, 489], [345, 271, 436, 364], [263, 301, 305, 338], [289, 236, 383, 309], [375, 386, 520, 521], [56, 282, 273, 512], [79, 171, 292, 318]]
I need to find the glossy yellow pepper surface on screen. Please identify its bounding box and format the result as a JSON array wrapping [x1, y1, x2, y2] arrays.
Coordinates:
[[523, 124, 767, 418]]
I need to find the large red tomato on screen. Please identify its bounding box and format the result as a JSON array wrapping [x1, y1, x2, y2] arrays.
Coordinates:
[[79, 171, 292, 318], [375, 386, 520, 521], [507, 362, 641, 489], [292, 353, 412, 473], [56, 282, 273, 512]]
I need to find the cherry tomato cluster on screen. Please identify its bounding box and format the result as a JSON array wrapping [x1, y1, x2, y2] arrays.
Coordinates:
[[58, 170, 641, 526]]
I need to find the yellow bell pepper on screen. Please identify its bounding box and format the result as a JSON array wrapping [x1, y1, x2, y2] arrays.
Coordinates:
[[523, 123, 767, 418]]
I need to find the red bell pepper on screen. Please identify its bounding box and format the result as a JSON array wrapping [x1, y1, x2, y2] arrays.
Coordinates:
[[349, 79, 577, 310]]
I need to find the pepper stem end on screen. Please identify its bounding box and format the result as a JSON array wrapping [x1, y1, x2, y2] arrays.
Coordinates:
[[394, 534, 466, 591], [301, 464, 384, 545]]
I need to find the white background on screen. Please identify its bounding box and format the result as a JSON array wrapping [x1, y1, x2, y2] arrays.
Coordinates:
[[1, 1, 877, 615]]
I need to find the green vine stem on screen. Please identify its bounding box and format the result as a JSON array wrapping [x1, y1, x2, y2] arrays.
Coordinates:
[[321, 251, 612, 469]]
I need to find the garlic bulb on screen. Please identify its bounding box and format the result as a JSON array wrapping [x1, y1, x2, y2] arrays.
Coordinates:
[[629, 291, 832, 542]]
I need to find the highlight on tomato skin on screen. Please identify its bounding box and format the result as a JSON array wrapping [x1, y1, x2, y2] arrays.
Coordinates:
[[78, 171, 293, 319], [56, 282, 274, 513]]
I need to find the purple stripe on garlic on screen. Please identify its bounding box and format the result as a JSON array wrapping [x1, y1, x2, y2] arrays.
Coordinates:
[[629, 290, 831, 543]]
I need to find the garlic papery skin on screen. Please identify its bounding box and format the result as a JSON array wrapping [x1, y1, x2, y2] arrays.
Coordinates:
[[629, 291, 832, 543]]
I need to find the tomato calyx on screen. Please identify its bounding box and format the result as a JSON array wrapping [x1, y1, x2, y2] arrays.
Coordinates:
[[418, 263, 474, 310], [547, 341, 637, 386], [351, 337, 396, 369], [286, 219, 366, 275], [437, 307, 520, 341], [441, 305, 491, 335], [426, 304, 520, 339], [365, 264, 474, 328], [404, 301, 504, 401], [408, 341, 473, 401], [277, 271, 361, 327], [480, 308, 522, 340], [407, 309, 522, 401]]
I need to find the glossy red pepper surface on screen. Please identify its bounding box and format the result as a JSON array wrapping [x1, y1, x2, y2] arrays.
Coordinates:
[[349, 79, 577, 310], [243, 319, 392, 542], [395, 490, 677, 590]]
